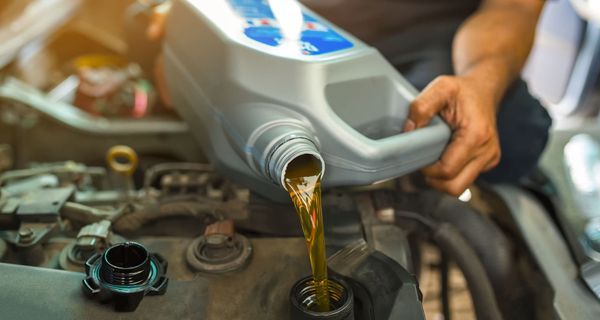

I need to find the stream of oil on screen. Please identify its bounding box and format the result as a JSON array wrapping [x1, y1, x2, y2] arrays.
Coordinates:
[[285, 155, 330, 312]]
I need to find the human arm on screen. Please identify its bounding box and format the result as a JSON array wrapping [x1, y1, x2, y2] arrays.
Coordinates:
[[404, 0, 545, 196]]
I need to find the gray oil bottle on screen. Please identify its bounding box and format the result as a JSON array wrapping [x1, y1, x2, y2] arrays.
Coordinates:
[[163, 0, 450, 200]]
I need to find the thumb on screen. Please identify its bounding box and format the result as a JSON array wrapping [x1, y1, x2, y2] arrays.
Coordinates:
[[404, 76, 456, 131]]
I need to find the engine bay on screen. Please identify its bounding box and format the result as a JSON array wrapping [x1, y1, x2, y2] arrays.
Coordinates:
[[0, 152, 428, 319], [3, 1, 600, 320]]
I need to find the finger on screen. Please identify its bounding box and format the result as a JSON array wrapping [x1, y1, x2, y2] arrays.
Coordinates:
[[147, 2, 171, 41], [482, 147, 501, 172], [426, 150, 495, 197], [404, 76, 457, 131], [422, 130, 486, 180]]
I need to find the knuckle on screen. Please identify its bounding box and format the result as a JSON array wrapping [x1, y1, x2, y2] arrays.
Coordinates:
[[471, 126, 494, 144], [464, 133, 484, 148], [438, 163, 458, 179], [490, 138, 501, 157], [446, 184, 465, 197], [411, 100, 429, 117], [490, 150, 501, 167], [433, 75, 457, 92], [473, 128, 489, 142], [410, 99, 423, 111], [492, 141, 501, 155], [435, 75, 452, 86]]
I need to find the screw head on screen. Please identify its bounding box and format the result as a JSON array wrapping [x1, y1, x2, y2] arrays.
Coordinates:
[[18, 228, 34, 243]]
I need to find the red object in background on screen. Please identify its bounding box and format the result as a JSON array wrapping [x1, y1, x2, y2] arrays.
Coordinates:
[[74, 64, 153, 118]]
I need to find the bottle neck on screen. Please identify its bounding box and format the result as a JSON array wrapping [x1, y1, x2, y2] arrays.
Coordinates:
[[266, 137, 324, 189]]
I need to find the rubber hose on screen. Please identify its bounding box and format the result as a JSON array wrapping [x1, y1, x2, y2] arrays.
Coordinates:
[[395, 190, 517, 303], [428, 193, 514, 290], [432, 223, 503, 320], [419, 191, 533, 320]]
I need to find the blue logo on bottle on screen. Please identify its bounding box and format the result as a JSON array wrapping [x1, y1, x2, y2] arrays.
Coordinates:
[[228, 0, 354, 56]]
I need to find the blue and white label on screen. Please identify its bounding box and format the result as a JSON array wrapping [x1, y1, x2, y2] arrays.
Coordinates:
[[227, 0, 354, 55]]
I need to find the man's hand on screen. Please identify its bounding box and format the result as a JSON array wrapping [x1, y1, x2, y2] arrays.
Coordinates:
[[147, 1, 171, 41], [405, 74, 501, 196], [406, 0, 543, 196]]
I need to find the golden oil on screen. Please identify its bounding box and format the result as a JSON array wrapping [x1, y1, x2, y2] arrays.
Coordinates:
[[285, 155, 330, 312]]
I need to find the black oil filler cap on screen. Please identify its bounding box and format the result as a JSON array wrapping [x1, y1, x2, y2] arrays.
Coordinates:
[[82, 242, 168, 312]]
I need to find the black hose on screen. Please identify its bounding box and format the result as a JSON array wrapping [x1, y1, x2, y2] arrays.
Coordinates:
[[440, 253, 451, 320], [394, 209, 503, 320], [392, 190, 528, 318], [433, 224, 503, 320], [422, 191, 514, 296]]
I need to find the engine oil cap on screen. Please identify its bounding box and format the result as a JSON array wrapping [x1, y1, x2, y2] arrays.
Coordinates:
[[82, 242, 169, 312]]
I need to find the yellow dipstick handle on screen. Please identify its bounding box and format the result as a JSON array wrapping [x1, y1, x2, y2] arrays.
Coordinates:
[[106, 145, 138, 177]]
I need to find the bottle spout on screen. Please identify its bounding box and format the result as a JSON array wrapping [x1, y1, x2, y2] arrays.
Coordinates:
[[266, 137, 325, 190]]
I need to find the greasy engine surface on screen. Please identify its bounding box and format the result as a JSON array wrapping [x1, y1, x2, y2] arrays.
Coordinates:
[[0, 159, 422, 319], [0, 160, 307, 319]]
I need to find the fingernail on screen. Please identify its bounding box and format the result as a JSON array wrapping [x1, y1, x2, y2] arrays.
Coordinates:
[[404, 119, 415, 132]]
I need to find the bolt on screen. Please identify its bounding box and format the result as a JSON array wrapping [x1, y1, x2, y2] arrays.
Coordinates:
[[18, 228, 34, 244]]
